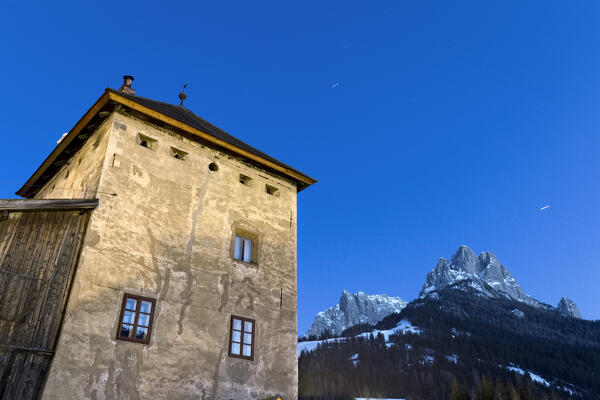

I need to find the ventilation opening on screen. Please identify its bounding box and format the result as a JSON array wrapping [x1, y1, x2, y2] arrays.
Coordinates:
[[265, 184, 279, 196], [209, 162, 219, 172], [137, 133, 157, 150], [239, 174, 252, 185], [171, 147, 188, 160]]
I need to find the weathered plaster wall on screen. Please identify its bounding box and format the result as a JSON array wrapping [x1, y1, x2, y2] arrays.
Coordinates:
[[35, 116, 113, 200], [42, 110, 299, 400]]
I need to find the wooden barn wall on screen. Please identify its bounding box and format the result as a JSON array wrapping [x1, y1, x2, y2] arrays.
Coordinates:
[[0, 209, 91, 400]]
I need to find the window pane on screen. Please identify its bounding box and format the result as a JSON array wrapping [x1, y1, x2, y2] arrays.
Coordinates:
[[125, 298, 137, 311], [244, 321, 253, 332], [232, 330, 241, 343], [136, 327, 148, 340], [122, 311, 135, 324], [234, 235, 242, 260], [138, 313, 150, 327], [243, 238, 253, 263], [231, 342, 241, 355], [233, 318, 242, 331], [244, 332, 252, 344], [140, 301, 152, 314], [243, 345, 252, 357], [120, 324, 133, 338]]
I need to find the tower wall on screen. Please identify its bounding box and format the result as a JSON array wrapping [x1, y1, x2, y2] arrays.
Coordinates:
[[41, 110, 299, 399]]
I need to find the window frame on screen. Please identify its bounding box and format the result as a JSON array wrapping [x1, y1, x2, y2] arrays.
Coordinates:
[[232, 229, 258, 265], [116, 293, 156, 345], [228, 315, 256, 360]]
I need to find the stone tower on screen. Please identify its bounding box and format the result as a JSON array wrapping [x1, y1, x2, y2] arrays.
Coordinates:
[[8, 76, 316, 399]]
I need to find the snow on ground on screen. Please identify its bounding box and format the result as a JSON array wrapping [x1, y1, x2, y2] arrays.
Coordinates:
[[419, 355, 435, 365], [450, 327, 471, 337], [505, 364, 576, 394], [297, 337, 345, 355], [505, 365, 550, 387], [298, 320, 421, 356], [558, 386, 574, 395], [446, 354, 458, 364], [357, 319, 422, 341]]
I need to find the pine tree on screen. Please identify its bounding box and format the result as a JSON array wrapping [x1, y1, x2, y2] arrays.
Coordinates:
[[450, 379, 469, 400], [492, 379, 503, 400], [478, 376, 494, 400]]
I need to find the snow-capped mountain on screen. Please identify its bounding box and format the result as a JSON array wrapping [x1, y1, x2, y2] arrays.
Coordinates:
[[420, 245, 581, 317], [557, 297, 582, 319], [304, 290, 407, 337], [420, 245, 537, 305]]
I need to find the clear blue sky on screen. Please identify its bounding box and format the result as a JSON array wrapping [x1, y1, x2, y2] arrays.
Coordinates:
[[1, 1, 599, 333]]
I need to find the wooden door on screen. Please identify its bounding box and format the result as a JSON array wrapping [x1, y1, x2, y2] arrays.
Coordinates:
[[0, 207, 92, 399]]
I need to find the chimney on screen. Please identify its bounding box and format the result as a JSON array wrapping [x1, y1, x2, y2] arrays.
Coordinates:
[[119, 75, 135, 95]]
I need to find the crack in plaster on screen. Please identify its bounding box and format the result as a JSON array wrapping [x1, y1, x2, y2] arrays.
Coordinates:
[[84, 347, 102, 399], [147, 227, 171, 297], [218, 273, 230, 313], [177, 174, 210, 335]]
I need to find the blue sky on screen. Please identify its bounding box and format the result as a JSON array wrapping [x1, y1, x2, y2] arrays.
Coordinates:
[[1, 1, 599, 333]]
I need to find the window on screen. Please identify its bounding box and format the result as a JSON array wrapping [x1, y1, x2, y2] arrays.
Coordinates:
[[116, 294, 155, 344], [234, 233, 255, 263], [229, 315, 255, 360]]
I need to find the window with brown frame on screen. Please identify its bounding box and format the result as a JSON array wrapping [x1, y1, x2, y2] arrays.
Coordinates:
[[116, 294, 155, 344], [228, 315, 255, 360]]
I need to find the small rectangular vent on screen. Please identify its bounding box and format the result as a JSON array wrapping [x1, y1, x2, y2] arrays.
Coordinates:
[[239, 174, 252, 185], [265, 184, 279, 196], [137, 133, 157, 150], [171, 147, 188, 160]]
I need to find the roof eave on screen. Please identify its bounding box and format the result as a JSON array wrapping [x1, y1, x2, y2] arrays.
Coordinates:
[[16, 91, 111, 198], [17, 89, 316, 198]]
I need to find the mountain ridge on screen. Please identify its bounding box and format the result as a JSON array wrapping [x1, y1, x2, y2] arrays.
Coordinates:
[[420, 245, 582, 318], [299, 283, 600, 399], [303, 290, 407, 337], [304, 245, 583, 339]]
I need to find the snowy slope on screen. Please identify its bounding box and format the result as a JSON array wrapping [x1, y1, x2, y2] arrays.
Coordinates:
[[298, 319, 420, 356]]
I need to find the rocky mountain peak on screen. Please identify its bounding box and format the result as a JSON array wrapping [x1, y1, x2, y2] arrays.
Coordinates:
[[303, 291, 407, 338], [557, 297, 582, 319], [420, 246, 584, 318], [450, 245, 479, 273], [420, 245, 537, 306]]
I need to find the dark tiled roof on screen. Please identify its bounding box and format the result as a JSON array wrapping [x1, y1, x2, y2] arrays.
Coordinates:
[[108, 88, 300, 176]]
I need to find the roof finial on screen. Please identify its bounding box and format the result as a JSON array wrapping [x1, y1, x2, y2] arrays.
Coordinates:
[[178, 84, 188, 106]]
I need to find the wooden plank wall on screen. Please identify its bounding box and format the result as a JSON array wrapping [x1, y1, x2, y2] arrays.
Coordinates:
[[0, 209, 92, 399]]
